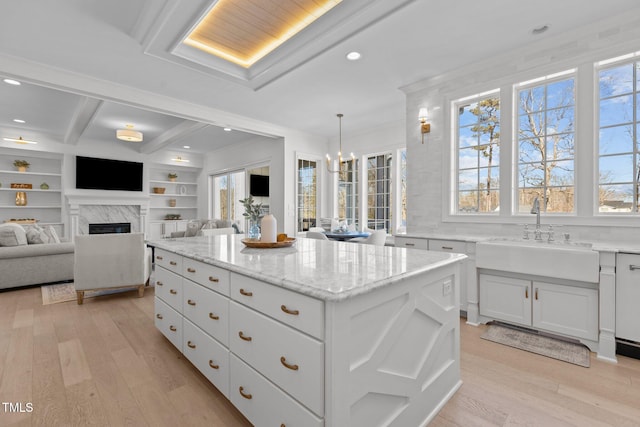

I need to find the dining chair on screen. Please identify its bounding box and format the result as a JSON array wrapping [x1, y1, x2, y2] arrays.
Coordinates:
[[350, 229, 387, 246], [306, 231, 329, 240]]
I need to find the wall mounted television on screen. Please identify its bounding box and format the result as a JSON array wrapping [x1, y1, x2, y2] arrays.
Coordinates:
[[76, 156, 143, 191], [250, 174, 269, 197]]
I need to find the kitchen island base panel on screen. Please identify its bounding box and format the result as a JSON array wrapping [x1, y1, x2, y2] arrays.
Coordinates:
[[325, 265, 461, 426]]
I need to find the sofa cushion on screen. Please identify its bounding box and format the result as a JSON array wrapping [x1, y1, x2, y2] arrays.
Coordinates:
[[25, 225, 51, 244], [184, 220, 203, 237], [46, 225, 61, 243], [0, 223, 28, 247]]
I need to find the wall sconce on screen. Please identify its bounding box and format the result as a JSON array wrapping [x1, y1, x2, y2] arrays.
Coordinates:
[[418, 107, 430, 144]]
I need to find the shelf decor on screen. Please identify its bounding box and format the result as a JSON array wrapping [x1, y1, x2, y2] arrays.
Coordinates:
[[168, 172, 177, 182], [40, 182, 49, 190], [15, 191, 27, 206], [11, 183, 32, 189], [240, 195, 263, 239], [13, 160, 30, 173]]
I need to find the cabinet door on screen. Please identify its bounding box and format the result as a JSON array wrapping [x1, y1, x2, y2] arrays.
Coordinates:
[[616, 253, 640, 342], [479, 274, 531, 326], [532, 281, 598, 341], [429, 239, 468, 313], [148, 221, 164, 240], [394, 236, 428, 249]]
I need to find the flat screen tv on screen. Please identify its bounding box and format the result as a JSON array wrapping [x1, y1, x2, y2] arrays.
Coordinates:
[[76, 156, 143, 191], [250, 174, 269, 197]]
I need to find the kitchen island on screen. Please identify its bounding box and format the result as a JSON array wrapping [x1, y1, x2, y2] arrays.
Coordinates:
[[148, 234, 465, 427]]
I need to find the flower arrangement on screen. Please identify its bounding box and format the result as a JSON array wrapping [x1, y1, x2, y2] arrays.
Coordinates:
[[239, 195, 263, 223], [13, 160, 30, 169], [168, 172, 178, 181]]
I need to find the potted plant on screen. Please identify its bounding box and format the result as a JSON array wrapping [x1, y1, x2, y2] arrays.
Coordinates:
[[168, 172, 178, 182], [239, 195, 263, 239], [13, 160, 30, 172]]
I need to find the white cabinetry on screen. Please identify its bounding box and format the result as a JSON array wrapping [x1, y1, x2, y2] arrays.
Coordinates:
[[616, 253, 640, 342], [479, 273, 598, 341], [148, 219, 188, 239], [0, 150, 64, 235]]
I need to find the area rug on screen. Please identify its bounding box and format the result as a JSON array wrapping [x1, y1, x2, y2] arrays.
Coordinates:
[[41, 282, 138, 305], [481, 324, 590, 367]]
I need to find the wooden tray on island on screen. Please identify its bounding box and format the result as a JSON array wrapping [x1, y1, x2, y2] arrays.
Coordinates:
[[241, 237, 296, 248]]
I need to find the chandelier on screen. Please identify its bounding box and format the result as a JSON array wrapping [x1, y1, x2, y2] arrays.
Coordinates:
[[325, 113, 355, 175]]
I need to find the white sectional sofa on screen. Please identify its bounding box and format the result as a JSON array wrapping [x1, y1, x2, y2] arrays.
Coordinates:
[[0, 241, 74, 289]]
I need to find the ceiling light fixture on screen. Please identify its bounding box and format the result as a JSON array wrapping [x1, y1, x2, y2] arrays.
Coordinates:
[[3, 136, 38, 144], [171, 156, 190, 163], [116, 124, 143, 142], [326, 113, 355, 175], [3, 78, 21, 86], [13, 119, 25, 123], [346, 51, 361, 61], [183, 145, 191, 149], [223, 127, 232, 132]]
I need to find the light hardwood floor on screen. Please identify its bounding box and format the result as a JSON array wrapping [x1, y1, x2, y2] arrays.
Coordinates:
[[1, 285, 639, 426]]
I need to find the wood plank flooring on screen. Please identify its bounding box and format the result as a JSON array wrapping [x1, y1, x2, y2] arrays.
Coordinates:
[[1, 285, 639, 426]]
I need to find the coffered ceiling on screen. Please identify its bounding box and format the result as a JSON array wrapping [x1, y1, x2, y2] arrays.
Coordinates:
[[1, 0, 640, 155]]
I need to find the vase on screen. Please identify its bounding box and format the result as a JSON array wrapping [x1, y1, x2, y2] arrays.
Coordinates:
[[18, 166, 27, 173], [15, 191, 27, 206], [248, 221, 260, 239]]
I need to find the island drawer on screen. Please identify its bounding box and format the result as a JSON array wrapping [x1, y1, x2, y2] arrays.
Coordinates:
[[230, 301, 324, 416], [230, 273, 324, 340], [183, 278, 229, 346], [155, 267, 183, 313], [183, 257, 230, 296], [428, 239, 467, 254], [155, 297, 182, 351], [394, 236, 428, 250], [230, 353, 323, 427], [154, 248, 182, 274], [183, 318, 230, 398]]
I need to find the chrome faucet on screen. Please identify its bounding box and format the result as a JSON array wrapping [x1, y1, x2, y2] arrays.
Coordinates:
[[531, 197, 541, 240]]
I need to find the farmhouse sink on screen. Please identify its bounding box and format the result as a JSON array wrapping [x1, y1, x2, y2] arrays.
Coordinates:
[[475, 239, 599, 283]]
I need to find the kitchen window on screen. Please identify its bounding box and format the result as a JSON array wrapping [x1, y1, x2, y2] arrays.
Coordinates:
[[338, 159, 359, 228], [454, 92, 500, 214], [297, 157, 318, 232], [515, 71, 576, 214], [366, 153, 392, 231], [597, 57, 640, 213]]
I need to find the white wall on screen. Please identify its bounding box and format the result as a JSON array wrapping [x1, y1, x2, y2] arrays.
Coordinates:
[[402, 12, 640, 243]]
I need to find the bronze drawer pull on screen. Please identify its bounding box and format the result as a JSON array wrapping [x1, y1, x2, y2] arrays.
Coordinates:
[[239, 288, 253, 297], [169, 325, 177, 332], [170, 289, 177, 295], [187, 299, 196, 306], [630, 265, 640, 271], [209, 360, 219, 370], [535, 288, 539, 300], [238, 331, 252, 342], [156, 314, 163, 320], [280, 356, 299, 371], [156, 255, 163, 260], [170, 261, 177, 266], [405, 243, 415, 246], [209, 312, 219, 320], [187, 268, 196, 273], [156, 281, 163, 286], [441, 246, 453, 250], [239, 386, 252, 400], [525, 288, 529, 299], [281, 305, 299, 316], [209, 276, 219, 283], [187, 341, 196, 349]]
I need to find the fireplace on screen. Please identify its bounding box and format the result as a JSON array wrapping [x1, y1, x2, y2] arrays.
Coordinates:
[[89, 222, 131, 234]]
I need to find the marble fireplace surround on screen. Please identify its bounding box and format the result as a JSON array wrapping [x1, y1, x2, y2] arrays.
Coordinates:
[[66, 190, 150, 240]]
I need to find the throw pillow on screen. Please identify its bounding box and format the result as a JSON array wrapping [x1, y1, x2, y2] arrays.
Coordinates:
[[25, 225, 51, 244], [184, 220, 202, 237], [201, 220, 218, 230], [0, 223, 28, 247], [46, 226, 61, 243]]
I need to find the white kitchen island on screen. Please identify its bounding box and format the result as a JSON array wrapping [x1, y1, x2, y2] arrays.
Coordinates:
[[147, 234, 465, 427]]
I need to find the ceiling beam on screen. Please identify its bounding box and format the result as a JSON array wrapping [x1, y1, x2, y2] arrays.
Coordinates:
[[64, 97, 104, 145], [140, 120, 210, 154]]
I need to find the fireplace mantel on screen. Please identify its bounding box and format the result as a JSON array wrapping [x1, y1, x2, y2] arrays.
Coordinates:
[[66, 190, 150, 239]]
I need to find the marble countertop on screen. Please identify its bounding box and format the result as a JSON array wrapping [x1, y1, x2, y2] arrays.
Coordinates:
[[147, 235, 466, 302]]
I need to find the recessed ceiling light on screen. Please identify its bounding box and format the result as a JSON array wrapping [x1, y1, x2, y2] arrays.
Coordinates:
[[223, 127, 232, 132], [531, 25, 549, 35], [183, 145, 191, 149], [3, 78, 21, 86], [346, 51, 361, 61], [13, 119, 25, 123]]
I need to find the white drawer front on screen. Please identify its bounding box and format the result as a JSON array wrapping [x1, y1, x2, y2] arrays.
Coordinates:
[[155, 267, 183, 313], [183, 319, 230, 398], [230, 354, 323, 427], [231, 273, 324, 340], [428, 239, 467, 254], [230, 302, 324, 416], [183, 258, 230, 296], [155, 297, 182, 351], [154, 248, 182, 274], [394, 236, 428, 250], [183, 279, 229, 346]]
